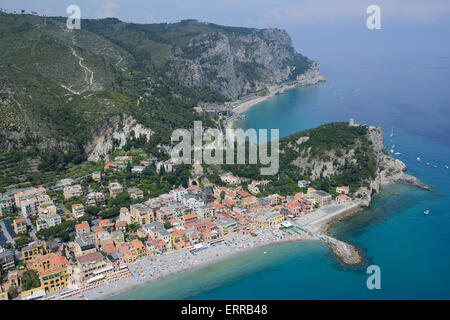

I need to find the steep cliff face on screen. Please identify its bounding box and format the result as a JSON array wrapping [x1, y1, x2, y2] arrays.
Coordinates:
[[169, 26, 313, 99], [84, 114, 152, 161]]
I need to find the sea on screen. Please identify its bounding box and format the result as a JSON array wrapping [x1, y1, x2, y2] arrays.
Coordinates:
[[113, 22, 450, 300]]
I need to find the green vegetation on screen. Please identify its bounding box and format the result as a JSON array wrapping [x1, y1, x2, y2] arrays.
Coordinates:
[[204, 122, 378, 196], [21, 269, 41, 291]]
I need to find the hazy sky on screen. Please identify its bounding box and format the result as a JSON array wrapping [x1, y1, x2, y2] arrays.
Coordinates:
[[1, 0, 449, 26], [1, 0, 449, 60]]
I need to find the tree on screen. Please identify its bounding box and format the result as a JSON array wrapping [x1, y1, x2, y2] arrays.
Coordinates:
[[21, 270, 41, 291], [8, 286, 19, 300]]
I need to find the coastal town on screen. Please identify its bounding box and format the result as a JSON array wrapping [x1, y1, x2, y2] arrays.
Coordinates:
[[0, 155, 362, 300]]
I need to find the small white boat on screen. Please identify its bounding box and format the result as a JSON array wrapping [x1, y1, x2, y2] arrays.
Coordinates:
[[416, 157, 421, 162], [426, 162, 430, 166], [424, 210, 429, 215], [263, 251, 267, 254], [445, 165, 448, 169], [395, 152, 402, 156], [390, 149, 394, 153], [390, 125, 394, 138], [434, 165, 438, 168]]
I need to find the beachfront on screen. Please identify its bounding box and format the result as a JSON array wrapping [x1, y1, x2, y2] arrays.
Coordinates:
[[58, 202, 361, 300], [73, 226, 316, 300]]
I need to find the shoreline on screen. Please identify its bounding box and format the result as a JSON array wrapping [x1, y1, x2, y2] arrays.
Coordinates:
[[75, 203, 363, 301], [225, 69, 326, 130], [102, 237, 320, 300]]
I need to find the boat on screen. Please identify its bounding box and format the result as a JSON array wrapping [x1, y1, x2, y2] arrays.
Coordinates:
[[395, 152, 402, 156], [390, 149, 394, 153], [416, 157, 421, 162], [426, 162, 430, 166], [445, 165, 448, 169], [390, 125, 394, 138], [424, 210, 429, 215], [433, 165, 438, 168]]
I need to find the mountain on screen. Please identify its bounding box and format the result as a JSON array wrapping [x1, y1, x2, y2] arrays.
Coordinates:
[[0, 13, 314, 154]]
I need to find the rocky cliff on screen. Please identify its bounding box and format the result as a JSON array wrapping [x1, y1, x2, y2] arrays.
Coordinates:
[[168, 26, 313, 99], [276, 120, 431, 203]]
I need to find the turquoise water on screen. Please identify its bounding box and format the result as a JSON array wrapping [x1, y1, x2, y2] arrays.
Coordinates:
[[114, 31, 450, 300]]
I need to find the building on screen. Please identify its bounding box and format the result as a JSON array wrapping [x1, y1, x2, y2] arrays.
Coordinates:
[[180, 194, 204, 210], [0, 194, 13, 216], [74, 237, 96, 257], [156, 160, 173, 173], [336, 186, 350, 195], [84, 192, 106, 207], [104, 161, 118, 171], [249, 210, 284, 228], [13, 217, 27, 234], [130, 203, 154, 225], [170, 188, 187, 202], [131, 166, 145, 174], [71, 203, 85, 219], [63, 184, 83, 200], [248, 180, 270, 194], [21, 241, 47, 261], [118, 207, 131, 224], [91, 171, 102, 182], [75, 221, 91, 237], [215, 217, 238, 236], [0, 285, 7, 300], [56, 178, 73, 189], [109, 182, 123, 199], [77, 251, 108, 281], [336, 194, 351, 204], [119, 239, 148, 263], [298, 180, 311, 188], [182, 213, 198, 226], [312, 190, 332, 206], [220, 173, 240, 185], [20, 195, 53, 218], [198, 204, 214, 220], [27, 253, 71, 294], [128, 187, 144, 200], [36, 212, 61, 231], [0, 248, 15, 272], [99, 219, 115, 232], [114, 156, 133, 165], [115, 220, 127, 233], [14, 186, 47, 208]]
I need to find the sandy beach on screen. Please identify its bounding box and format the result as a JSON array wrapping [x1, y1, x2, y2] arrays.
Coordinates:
[[52, 202, 361, 301]]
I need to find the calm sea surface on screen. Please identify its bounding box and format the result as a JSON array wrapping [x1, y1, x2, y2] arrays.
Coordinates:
[[114, 34, 450, 300]]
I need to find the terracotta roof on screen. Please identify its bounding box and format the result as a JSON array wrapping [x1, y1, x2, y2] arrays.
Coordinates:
[[115, 221, 127, 227], [77, 251, 103, 264], [183, 213, 197, 220], [236, 190, 251, 198], [76, 221, 89, 229]]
